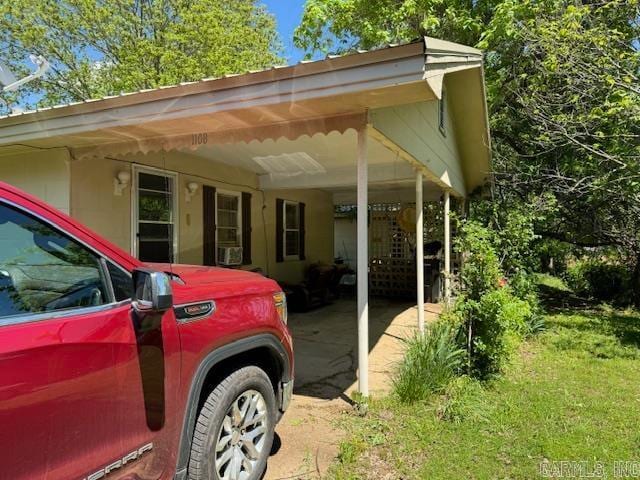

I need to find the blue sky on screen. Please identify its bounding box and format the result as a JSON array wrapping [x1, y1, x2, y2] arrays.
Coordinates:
[[262, 0, 308, 64]]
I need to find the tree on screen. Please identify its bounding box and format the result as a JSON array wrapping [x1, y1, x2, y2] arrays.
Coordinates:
[[481, 1, 640, 299], [294, 0, 494, 54], [0, 0, 283, 111], [295, 0, 640, 302]]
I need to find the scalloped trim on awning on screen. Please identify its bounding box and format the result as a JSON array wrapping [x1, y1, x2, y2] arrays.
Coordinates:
[[72, 112, 368, 160]]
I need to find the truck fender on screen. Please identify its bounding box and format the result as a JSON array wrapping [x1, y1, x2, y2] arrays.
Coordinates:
[[173, 333, 291, 480]]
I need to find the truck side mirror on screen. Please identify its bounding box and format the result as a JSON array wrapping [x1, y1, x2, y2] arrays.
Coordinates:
[[132, 268, 173, 313]]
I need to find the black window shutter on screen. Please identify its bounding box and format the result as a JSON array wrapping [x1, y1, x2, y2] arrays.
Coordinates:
[[275, 198, 284, 263], [242, 192, 252, 265], [299, 202, 306, 260], [203, 185, 217, 266]]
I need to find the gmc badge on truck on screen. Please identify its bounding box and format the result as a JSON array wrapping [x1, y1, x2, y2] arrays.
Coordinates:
[[174, 301, 215, 322], [82, 443, 153, 480]]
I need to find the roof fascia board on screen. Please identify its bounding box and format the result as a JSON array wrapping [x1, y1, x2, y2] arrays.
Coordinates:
[[424, 36, 482, 56], [423, 36, 483, 100]]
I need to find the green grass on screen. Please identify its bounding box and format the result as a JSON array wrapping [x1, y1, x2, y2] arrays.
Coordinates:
[[535, 272, 572, 292], [330, 303, 640, 479]]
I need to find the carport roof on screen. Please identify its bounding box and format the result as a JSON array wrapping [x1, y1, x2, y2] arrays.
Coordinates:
[[0, 38, 481, 121], [0, 37, 491, 195]]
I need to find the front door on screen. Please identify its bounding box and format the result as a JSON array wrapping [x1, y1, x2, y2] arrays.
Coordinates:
[[134, 167, 177, 263], [0, 200, 179, 480]]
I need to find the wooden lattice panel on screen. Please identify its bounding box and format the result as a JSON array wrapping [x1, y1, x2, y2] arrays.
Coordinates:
[[369, 203, 418, 298]]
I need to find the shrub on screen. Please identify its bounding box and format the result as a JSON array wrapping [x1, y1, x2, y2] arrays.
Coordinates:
[[470, 196, 548, 277], [537, 238, 574, 275], [492, 204, 540, 277], [565, 258, 631, 303], [510, 271, 542, 309], [393, 321, 465, 403], [469, 287, 532, 376], [452, 219, 544, 377], [565, 261, 590, 295], [509, 271, 536, 301], [524, 313, 547, 336], [509, 272, 545, 335], [455, 220, 502, 301]]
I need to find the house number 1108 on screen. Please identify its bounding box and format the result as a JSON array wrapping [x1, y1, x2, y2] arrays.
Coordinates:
[[192, 133, 208, 145]]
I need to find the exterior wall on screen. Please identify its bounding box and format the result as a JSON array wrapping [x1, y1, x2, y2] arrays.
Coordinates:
[[0, 148, 71, 213], [264, 189, 334, 284], [69, 150, 334, 284], [70, 155, 131, 252], [371, 92, 465, 196]]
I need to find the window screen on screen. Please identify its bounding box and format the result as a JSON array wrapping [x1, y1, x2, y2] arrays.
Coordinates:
[[284, 201, 300, 257], [136, 170, 175, 263]]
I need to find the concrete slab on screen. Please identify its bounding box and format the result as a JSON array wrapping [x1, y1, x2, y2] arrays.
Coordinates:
[[263, 299, 441, 479]]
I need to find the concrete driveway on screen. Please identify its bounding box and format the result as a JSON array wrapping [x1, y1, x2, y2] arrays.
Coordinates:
[[263, 299, 441, 479]]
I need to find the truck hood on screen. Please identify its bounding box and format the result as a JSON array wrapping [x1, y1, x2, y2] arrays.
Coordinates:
[[144, 263, 281, 302], [146, 263, 260, 285]]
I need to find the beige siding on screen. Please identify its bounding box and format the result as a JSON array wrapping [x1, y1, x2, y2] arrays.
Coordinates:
[[264, 189, 335, 284], [70, 155, 132, 252], [0, 148, 71, 213], [70, 150, 334, 284], [371, 94, 465, 195]]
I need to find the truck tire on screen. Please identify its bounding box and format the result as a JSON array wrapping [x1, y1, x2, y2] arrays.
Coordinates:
[[188, 366, 277, 480]]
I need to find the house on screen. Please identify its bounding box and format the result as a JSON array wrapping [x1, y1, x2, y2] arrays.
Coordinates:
[[0, 37, 490, 395]]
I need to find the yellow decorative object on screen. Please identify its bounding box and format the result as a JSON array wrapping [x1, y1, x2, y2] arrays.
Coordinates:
[[396, 206, 416, 233]]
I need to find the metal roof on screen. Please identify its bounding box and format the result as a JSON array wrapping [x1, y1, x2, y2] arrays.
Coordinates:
[[0, 40, 424, 121]]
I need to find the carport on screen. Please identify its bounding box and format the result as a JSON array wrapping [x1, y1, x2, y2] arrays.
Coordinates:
[[0, 37, 490, 397]]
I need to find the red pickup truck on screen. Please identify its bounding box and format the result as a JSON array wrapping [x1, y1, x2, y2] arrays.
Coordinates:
[[0, 181, 294, 480]]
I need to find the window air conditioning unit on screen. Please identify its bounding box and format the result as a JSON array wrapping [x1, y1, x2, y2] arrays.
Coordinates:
[[218, 246, 243, 266]]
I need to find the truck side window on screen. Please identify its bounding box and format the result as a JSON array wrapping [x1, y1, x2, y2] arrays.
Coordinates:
[[107, 262, 133, 301], [0, 203, 108, 319]]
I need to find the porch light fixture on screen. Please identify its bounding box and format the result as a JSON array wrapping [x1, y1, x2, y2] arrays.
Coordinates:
[[113, 170, 131, 196], [185, 181, 199, 203]]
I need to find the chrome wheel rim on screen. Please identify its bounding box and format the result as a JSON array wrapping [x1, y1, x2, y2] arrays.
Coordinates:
[[215, 389, 268, 480]]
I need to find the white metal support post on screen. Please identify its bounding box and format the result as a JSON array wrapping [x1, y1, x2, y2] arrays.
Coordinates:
[[444, 191, 451, 303], [357, 127, 369, 397], [416, 172, 425, 334]]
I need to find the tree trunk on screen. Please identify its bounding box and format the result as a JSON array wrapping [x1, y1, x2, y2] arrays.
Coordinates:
[[467, 317, 473, 376], [632, 253, 640, 307]]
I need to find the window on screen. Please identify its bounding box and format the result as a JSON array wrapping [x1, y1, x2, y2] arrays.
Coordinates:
[[0, 202, 109, 319], [134, 168, 177, 263], [438, 89, 447, 136], [275, 199, 305, 263], [216, 191, 241, 249], [283, 201, 300, 258]]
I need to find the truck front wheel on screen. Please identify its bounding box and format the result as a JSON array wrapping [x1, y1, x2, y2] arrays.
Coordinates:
[[188, 366, 277, 480]]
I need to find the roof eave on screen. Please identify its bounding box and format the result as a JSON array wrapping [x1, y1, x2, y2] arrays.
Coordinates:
[[424, 36, 483, 57], [0, 42, 424, 128], [421, 37, 491, 193]]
